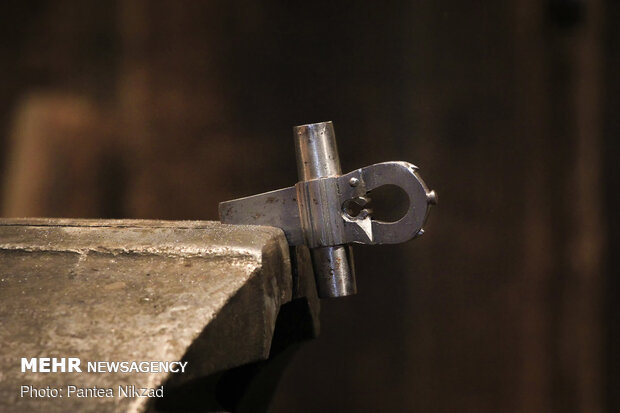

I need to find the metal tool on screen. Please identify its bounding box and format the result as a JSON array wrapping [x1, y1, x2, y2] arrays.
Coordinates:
[[219, 121, 436, 298]]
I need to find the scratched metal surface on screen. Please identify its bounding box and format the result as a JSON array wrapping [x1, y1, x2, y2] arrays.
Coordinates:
[[0, 219, 292, 412]]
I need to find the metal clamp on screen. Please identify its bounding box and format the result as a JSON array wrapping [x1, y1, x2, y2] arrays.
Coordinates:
[[219, 121, 436, 298]]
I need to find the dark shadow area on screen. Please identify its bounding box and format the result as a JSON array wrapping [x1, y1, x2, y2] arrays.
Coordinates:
[[149, 298, 317, 413]]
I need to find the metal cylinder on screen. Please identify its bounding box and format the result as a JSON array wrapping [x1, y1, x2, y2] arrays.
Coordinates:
[[310, 245, 356, 297], [294, 122, 342, 179], [294, 121, 357, 298]]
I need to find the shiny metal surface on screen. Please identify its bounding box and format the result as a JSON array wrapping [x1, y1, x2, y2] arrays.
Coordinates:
[[294, 121, 355, 298], [311, 245, 357, 297], [219, 121, 436, 299], [294, 121, 342, 179], [220, 186, 304, 246], [220, 161, 434, 247], [337, 161, 432, 244]]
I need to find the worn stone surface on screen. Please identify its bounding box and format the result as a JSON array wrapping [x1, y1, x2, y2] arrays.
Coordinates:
[[0, 219, 293, 412]]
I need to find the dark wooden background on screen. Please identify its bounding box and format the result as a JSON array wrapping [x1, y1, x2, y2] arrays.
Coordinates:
[[1, 1, 617, 411]]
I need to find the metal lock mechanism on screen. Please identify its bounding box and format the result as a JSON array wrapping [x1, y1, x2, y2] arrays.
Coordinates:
[[219, 121, 436, 298]]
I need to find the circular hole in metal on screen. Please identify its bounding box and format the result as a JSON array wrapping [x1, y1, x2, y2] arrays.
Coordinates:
[[367, 184, 409, 222]]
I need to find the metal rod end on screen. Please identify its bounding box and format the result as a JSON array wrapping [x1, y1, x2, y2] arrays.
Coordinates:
[[294, 121, 341, 180]]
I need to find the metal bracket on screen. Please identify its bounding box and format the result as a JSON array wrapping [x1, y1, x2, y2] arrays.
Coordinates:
[[219, 121, 436, 298]]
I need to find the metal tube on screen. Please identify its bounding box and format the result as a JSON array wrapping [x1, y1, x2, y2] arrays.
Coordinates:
[[294, 122, 342, 179], [310, 245, 356, 297], [294, 121, 357, 298]]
